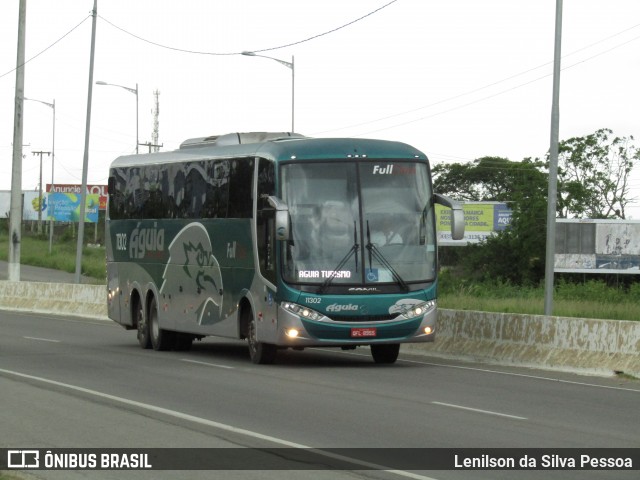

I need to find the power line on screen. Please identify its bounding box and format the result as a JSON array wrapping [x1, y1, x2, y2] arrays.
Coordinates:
[[348, 33, 640, 138], [2, 2, 397, 85], [97, 0, 399, 56], [0, 15, 90, 81], [314, 24, 640, 136]]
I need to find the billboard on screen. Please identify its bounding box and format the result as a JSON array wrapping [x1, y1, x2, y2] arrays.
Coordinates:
[[555, 219, 640, 274], [25, 191, 100, 223], [46, 192, 100, 223], [437, 202, 512, 246], [0, 190, 99, 223], [46, 184, 107, 210]]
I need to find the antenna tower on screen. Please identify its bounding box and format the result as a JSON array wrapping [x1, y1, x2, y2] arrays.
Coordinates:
[[152, 89, 160, 152]]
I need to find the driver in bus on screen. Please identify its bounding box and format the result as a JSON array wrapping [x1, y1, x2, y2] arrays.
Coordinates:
[[371, 214, 403, 246]]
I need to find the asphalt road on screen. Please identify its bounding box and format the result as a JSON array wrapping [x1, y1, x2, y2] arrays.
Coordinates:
[[0, 261, 96, 284], [1, 310, 639, 480]]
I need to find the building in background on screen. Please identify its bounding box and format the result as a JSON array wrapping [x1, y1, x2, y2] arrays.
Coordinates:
[[555, 219, 640, 274]]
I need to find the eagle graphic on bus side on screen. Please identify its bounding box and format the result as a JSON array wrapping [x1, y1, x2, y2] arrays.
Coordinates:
[[159, 222, 223, 325]]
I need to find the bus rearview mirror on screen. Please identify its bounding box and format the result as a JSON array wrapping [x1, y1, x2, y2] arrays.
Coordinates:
[[266, 196, 291, 241], [434, 193, 465, 241], [275, 210, 291, 241]]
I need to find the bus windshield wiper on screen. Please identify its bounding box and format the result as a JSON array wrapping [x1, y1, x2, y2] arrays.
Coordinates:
[[317, 222, 359, 294], [366, 220, 409, 292]]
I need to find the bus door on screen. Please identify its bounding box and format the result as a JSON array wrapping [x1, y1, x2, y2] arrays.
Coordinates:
[[254, 158, 278, 343]]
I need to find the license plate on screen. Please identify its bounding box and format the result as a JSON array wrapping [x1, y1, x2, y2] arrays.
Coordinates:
[[351, 327, 377, 338]]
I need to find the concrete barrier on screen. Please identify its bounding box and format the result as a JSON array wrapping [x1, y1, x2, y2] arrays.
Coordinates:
[[1, 281, 638, 377], [403, 309, 640, 378], [0, 281, 107, 320]]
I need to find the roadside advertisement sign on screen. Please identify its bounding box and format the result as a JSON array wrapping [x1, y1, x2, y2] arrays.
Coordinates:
[[21, 191, 99, 223], [437, 202, 512, 246], [46, 184, 107, 210]]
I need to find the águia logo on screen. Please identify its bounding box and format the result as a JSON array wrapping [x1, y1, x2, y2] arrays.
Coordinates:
[[129, 222, 165, 259], [326, 303, 360, 313]]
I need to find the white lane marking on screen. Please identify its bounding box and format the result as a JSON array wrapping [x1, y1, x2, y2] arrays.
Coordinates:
[[23, 336, 60, 343], [0, 367, 439, 480], [431, 401, 527, 420], [401, 358, 640, 393], [318, 348, 640, 393], [180, 359, 234, 370]]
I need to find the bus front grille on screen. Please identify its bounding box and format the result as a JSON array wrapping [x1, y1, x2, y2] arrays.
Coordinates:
[[328, 314, 397, 323]]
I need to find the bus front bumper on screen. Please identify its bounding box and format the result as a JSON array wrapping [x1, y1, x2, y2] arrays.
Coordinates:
[[274, 304, 437, 347]]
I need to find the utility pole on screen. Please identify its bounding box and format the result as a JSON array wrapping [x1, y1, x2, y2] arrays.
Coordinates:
[[9, 0, 27, 282], [24, 97, 56, 252], [139, 141, 163, 153], [32, 150, 51, 235]]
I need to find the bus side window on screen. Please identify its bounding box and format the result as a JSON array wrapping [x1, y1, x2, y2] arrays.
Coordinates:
[[228, 158, 253, 218], [107, 175, 119, 219], [257, 158, 276, 284]]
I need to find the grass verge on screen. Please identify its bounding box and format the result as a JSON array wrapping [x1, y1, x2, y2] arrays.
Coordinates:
[[439, 273, 640, 321], [1, 234, 637, 321], [0, 233, 106, 281]]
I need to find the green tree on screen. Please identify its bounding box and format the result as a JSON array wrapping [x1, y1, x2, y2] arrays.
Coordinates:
[[434, 129, 638, 284], [433, 156, 533, 201], [435, 157, 548, 284], [553, 128, 639, 219], [463, 159, 548, 285]]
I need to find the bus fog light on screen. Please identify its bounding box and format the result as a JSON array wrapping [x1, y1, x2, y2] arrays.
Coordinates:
[[424, 326, 433, 335], [285, 328, 300, 338]]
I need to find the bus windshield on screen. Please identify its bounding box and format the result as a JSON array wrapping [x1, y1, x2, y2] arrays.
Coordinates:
[[281, 161, 436, 289]]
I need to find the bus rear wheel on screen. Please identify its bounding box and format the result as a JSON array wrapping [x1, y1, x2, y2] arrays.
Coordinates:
[[149, 297, 174, 351], [135, 299, 151, 349], [371, 344, 400, 364], [247, 311, 277, 365]]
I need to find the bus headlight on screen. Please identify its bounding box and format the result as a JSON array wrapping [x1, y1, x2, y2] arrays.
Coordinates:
[[399, 300, 435, 319], [281, 302, 324, 321], [285, 328, 300, 338]]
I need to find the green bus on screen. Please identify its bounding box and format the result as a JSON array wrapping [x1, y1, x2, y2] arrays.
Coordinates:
[[106, 132, 464, 364]]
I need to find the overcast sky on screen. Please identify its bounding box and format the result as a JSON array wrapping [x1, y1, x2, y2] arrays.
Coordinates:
[[1, 0, 639, 217]]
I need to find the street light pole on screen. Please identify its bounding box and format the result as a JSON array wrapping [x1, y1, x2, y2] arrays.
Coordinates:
[[25, 97, 55, 252], [96, 80, 139, 153], [75, 0, 97, 285], [544, 0, 563, 316], [242, 51, 295, 132], [291, 55, 295, 133]]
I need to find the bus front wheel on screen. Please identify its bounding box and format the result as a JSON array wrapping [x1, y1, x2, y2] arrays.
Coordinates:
[[247, 312, 277, 365], [371, 344, 400, 364]]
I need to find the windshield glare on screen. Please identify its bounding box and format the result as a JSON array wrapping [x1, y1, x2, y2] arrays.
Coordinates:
[[281, 161, 436, 288]]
